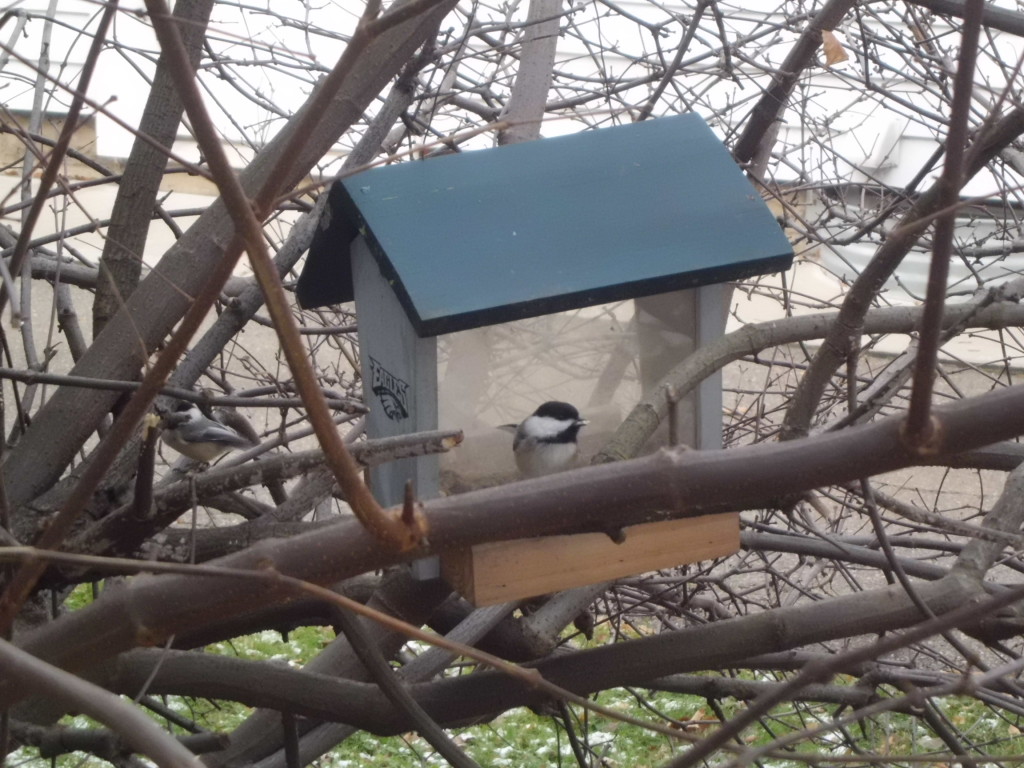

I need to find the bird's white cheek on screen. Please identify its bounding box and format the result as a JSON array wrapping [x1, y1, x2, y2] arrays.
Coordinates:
[[523, 415, 575, 440]]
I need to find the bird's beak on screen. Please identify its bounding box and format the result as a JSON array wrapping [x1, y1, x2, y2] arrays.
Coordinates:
[[578, 419, 589, 427]]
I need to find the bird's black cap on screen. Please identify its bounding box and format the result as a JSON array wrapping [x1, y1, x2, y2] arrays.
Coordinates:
[[534, 401, 583, 422]]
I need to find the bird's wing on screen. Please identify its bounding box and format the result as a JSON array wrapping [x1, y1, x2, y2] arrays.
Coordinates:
[[214, 408, 260, 446], [191, 422, 256, 447]]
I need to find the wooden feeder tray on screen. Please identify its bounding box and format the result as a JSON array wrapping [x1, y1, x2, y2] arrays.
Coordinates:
[[440, 512, 739, 606]]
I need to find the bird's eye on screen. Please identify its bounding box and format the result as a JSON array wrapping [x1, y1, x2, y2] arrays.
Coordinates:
[[173, 402, 192, 413]]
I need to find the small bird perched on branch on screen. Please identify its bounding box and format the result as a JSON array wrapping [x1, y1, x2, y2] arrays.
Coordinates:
[[159, 400, 259, 463], [507, 401, 588, 478]]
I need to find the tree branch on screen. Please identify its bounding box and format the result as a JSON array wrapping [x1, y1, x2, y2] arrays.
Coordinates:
[[0, 638, 201, 767]]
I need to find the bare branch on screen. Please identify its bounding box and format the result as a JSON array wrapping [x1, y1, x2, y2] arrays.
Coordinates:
[[0, 638, 202, 767]]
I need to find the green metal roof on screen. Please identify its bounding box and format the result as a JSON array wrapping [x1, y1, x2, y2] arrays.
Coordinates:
[[299, 114, 793, 337]]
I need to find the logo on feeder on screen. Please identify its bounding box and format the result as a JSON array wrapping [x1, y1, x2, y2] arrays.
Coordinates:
[[368, 356, 410, 421]]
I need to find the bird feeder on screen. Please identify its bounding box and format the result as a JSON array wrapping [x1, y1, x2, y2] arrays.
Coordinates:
[[299, 114, 793, 605]]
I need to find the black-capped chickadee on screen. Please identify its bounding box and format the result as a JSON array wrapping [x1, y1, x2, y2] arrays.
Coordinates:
[[160, 400, 259, 463], [508, 401, 588, 478]]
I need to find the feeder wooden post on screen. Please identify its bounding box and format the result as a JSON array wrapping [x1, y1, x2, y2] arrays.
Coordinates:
[[636, 282, 729, 449], [351, 237, 439, 506]]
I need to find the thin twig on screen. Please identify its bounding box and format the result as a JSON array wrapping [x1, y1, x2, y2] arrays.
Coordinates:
[[904, 0, 986, 448], [333, 605, 482, 768], [0, 0, 118, 318]]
